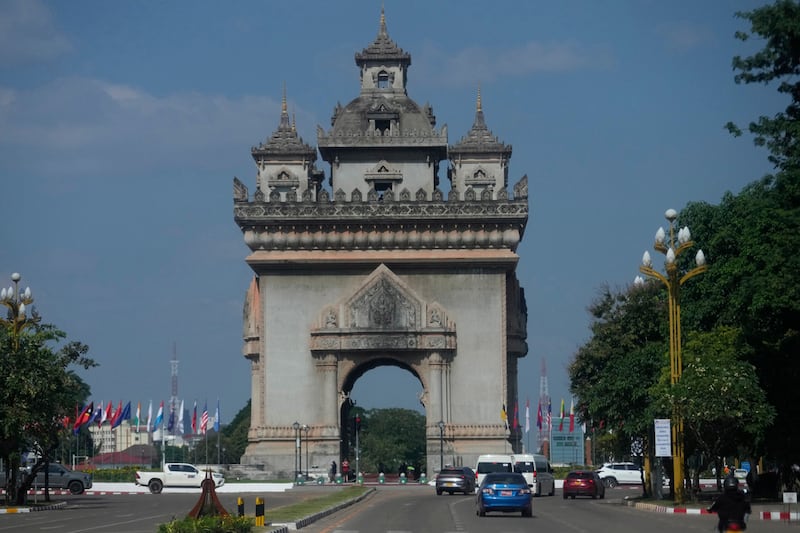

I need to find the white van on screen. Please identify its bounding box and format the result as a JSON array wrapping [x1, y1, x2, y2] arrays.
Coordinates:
[[474, 454, 513, 488], [512, 453, 556, 496]]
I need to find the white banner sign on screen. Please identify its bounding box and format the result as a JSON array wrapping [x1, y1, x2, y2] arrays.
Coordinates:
[[654, 419, 672, 457], [784, 492, 797, 504]]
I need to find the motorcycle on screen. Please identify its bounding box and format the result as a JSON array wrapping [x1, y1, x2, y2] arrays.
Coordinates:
[[721, 518, 747, 532]]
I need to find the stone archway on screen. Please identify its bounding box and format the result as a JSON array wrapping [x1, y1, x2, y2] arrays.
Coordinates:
[[310, 265, 456, 476]]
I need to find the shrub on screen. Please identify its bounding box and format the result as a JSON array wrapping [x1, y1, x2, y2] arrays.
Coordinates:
[[157, 515, 254, 533]]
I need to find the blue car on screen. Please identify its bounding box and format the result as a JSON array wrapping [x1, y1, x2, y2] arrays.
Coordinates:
[[475, 472, 533, 517]]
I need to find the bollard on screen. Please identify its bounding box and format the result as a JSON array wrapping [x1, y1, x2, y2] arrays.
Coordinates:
[[400, 473, 407, 485], [296, 473, 305, 485], [237, 496, 244, 517], [317, 475, 324, 485], [357, 472, 364, 485], [336, 473, 343, 484], [419, 472, 427, 484], [379, 472, 385, 484], [255, 497, 265, 527]]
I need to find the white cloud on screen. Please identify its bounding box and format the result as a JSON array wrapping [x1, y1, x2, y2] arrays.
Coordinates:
[[0, 76, 292, 179], [0, 0, 72, 67], [418, 39, 613, 86], [658, 21, 713, 52]]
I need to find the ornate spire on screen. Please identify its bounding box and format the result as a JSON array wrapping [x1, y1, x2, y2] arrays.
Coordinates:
[[252, 85, 316, 159], [450, 90, 511, 155], [355, 7, 410, 66]]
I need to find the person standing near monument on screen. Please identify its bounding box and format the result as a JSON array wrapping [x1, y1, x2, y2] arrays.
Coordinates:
[[329, 460, 337, 482], [342, 459, 350, 482]]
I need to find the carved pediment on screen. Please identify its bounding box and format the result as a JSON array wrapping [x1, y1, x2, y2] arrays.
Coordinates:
[[345, 265, 422, 330]]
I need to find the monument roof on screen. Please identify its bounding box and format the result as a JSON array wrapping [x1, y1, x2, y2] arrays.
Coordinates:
[[450, 89, 512, 156], [252, 87, 317, 160], [355, 8, 410, 67]]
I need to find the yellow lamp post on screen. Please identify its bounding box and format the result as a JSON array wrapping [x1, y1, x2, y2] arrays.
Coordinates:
[[636, 209, 707, 504], [0, 272, 39, 349]]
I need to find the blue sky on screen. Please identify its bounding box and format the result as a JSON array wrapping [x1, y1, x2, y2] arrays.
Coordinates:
[[0, 1, 779, 431]]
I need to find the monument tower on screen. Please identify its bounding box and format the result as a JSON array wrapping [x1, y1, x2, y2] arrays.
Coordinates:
[[233, 9, 529, 477]]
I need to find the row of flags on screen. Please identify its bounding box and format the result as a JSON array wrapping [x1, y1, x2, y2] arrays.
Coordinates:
[[502, 398, 577, 433], [67, 399, 221, 436]]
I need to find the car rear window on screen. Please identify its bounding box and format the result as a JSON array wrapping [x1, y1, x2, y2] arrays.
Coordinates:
[[484, 473, 525, 484], [567, 471, 593, 480], [439, 469, 464, 476], [477, 462, 512, 474]]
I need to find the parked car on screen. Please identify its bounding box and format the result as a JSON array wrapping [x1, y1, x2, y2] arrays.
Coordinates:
[[475, 472, 532, 517], [435, 466, 476, 495], [563, 470, 605, 499], [31, 463, 93, 494], [596, 462, 642, 487]]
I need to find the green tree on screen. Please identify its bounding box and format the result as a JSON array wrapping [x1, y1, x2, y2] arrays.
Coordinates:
[[569, 283, 668, 495], [358, 408, 426, 476], [651, 327, 775, 489], [725, 0, 800, 174], [0, 325, 95, 505]]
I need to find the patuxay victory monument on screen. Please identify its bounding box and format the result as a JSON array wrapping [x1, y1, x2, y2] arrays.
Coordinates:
[[233, 9, 529, 478]]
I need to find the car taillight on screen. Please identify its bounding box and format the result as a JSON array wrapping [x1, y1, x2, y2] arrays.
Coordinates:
[[135, 473, 140, 480], [533, 471, 537, 478]]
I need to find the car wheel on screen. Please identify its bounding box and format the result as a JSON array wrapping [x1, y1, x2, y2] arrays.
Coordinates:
[[522, 506, 532, 517], [563, 492, 568, 499], [600, 491, 605, 499], [592, 493, 597, 499], [535, 484, 541, 497], [148, 479, 163, 494], [68, 481, 84, 495], [477, 505, 486, 517], [603, 477, 618, 488], [436, 489, 442, 495], [549, 483, 555, 496]]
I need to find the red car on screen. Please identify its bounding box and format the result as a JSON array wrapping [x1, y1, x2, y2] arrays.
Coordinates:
[[563, 470, 605, 499]]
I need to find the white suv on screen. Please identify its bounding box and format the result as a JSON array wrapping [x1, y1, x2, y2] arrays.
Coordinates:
[[595, 462, 642, 487]]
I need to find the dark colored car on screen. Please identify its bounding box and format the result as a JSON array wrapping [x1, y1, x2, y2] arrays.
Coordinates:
[[475, 472, 532, 517], [563, 470, 605, 499], [435, 466, 476, 495]]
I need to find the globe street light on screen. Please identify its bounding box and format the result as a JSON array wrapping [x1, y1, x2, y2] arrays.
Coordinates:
[[437, 420, 445, 472], [302, 424, 309, 478], [0, 272, 39, 350], [636, 208, 707, 504], [292, 421, 300, 480]]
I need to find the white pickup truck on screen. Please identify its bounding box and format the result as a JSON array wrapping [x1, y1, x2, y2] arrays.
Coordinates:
[[134, 463, 225, 494]]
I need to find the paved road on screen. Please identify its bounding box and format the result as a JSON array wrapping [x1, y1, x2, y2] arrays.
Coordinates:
[[0, 483, 795, 532]]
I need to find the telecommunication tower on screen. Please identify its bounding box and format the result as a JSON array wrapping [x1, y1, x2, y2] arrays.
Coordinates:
[[538, 358, 551, 455]]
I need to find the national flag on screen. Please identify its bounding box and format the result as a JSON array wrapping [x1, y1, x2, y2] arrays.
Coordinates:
[[87, 403, 102, 425], [134, 402, 141, 432], [524, 398, 530, 434], [153, 401, 164, 431], [109, 401, 123, 427], [559, 398, 565, 431], [500, 404, 508, 429], [569, 398, 575, 433], [177, 400, 185, 434], [147, 400, 153, 432], [536, 400, 542, 430], [214, 399, 220, 433], [200, 402, 209, 434], [72, 402, 93, 434], [512, 403, 519, 430], [112, 401, 131, 429], [104, 401, 114, 425], [546, 398, 552, 428], [191, 401, 197, 434], [167, 406, 175, 432]]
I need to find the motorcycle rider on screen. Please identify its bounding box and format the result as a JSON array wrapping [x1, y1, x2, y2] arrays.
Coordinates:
[[708, 475, 751, 531]]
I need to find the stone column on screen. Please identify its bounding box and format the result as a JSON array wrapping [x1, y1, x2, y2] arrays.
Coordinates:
[[317, 353, 339, 427], [429, 352, 444, 423]]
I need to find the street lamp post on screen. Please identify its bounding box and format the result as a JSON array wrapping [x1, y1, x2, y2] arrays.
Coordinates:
[[437, 420, 445, 472], [636, 208, 707, 504], [0, 272, 39, 349], [303, 424, 309, 478], [292, 421, 300, 480]]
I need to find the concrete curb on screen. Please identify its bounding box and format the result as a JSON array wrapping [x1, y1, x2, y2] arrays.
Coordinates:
[[271, 487, 376, 531], [0, 501, 67, 514], [626, 500, 798, 521]]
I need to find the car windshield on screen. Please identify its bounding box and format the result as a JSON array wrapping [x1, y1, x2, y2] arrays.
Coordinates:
[[484, 473, 524, 485]]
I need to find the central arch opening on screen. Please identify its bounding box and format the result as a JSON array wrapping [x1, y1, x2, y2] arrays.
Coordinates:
[[340, 359, 427, 481]]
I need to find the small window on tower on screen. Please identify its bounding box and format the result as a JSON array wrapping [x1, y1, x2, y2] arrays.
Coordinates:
[[375, 119, 390, 135], [375, 181, 392, 199], [378, 72, 390, 89]]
